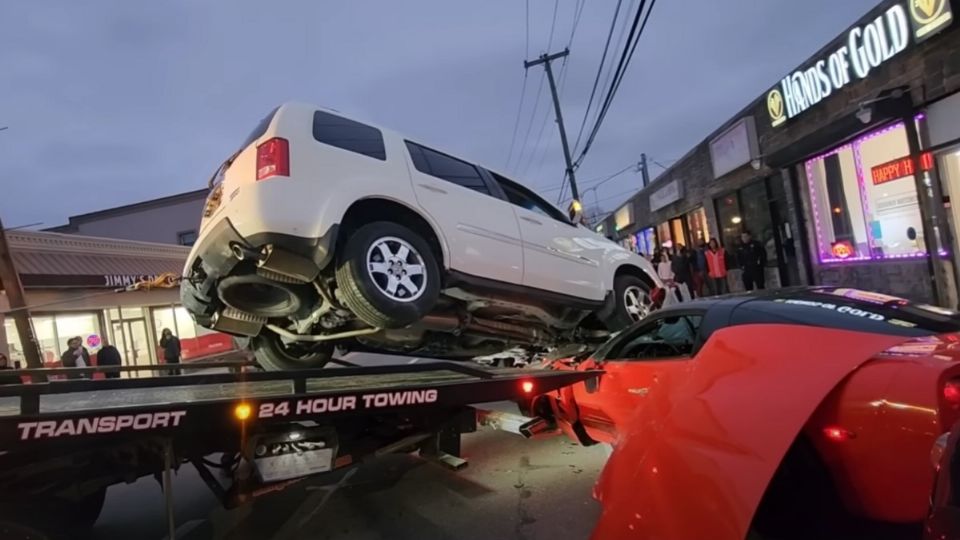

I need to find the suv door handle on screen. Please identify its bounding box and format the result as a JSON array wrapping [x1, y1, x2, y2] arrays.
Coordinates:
[[520, 216, 542, 225], [418, 183, 447, 194]]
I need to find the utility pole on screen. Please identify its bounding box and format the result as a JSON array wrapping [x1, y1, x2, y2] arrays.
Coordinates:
[[525, 49, 581, 205], [0, 216, 44, 372], [639, 153, 650, 187]]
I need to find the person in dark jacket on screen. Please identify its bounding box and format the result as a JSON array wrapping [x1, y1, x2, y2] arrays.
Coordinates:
[[0, 353, 22, 385], [97, 340, 123, 379], [159, 328, 181, 375], [60, 337, 91, 379], [671, 245, 694, 293], [736, 230, 767, 291]]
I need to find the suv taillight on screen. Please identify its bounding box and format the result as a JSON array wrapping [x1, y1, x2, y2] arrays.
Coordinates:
[[256, 137, 289, 181]]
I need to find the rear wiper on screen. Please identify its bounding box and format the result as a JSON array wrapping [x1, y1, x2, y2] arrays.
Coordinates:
[[206, 149, 243, 189]]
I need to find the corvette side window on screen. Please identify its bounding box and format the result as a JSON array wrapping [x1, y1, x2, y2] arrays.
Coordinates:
[[613, 315, 703, 360]]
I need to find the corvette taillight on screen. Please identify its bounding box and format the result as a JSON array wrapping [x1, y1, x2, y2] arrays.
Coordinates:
[[256, 137, 289, 181], [944, 380, 960, 405]]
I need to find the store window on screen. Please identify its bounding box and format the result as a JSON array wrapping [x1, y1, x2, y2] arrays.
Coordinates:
[[152, 306, 227, 361], [670, 218, 686, 249], [4, 313, 102, 367], [656, 222, 673, 250], [715, 194, 742, 254], [941, 146, 960, 262], [685, 207, 710, 247], [635, 227, 656, 257], [805, 121, 928, 262]]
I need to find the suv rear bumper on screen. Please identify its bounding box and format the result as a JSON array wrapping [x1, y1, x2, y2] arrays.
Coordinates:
[[181, 217, 338, 324]]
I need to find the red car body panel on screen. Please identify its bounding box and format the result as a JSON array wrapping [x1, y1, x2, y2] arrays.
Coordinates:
[[553, 324, 920, 540]]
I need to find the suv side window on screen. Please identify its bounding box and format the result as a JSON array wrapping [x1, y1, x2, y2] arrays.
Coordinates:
[[313, 111, 386, 161], [491, 173, 569, 223], [605, 315, 704, 360], [405, 142, 491, 195]]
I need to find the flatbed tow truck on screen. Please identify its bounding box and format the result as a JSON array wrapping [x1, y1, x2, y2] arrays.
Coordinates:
[[0, 357, 595, 539]]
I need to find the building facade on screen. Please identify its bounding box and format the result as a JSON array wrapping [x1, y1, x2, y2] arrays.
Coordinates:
[[46, 189, 207, 246], [0, 231, 236, 374], [608, 0, 960, 305]]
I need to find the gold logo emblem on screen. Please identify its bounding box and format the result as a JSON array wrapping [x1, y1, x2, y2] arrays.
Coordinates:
[[767, 89, 786, 127], [909, 0, 953, 42], [913, 0, 943, 22]]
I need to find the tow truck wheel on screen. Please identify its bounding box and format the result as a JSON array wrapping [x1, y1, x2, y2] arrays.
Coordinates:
[[605, 275, 654, 330], [335, 221, 441, 329], [252, 332, 333, 371]]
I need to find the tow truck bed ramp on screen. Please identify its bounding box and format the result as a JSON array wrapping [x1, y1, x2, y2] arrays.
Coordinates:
[[0, 361, 592, 446]]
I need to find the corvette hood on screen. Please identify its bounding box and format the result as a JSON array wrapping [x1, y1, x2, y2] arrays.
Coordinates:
[[590, 324, 908, 540]]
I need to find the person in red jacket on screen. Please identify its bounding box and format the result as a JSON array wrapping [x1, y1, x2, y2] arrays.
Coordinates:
[[705, 238, 728, 296]]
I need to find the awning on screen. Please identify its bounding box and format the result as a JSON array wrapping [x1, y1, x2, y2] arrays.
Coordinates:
[[2, 231, 189, 289]]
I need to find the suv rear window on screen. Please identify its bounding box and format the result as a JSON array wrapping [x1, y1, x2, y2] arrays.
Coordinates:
[[242, 107, 279, 148], [313, 111, 386, 161], [404, 141, 490, 195]]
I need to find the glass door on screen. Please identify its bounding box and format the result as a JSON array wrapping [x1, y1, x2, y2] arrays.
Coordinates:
[[112, 319, 153, 378], [767, 177, 801, 287]]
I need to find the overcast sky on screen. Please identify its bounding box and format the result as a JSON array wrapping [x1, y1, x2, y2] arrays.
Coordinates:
[[1, 0, 879, 228]]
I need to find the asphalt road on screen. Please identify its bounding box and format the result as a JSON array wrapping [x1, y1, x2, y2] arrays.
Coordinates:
[[93, 426, 607, 540]]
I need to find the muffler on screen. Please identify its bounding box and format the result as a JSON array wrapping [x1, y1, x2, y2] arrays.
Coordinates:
[[217, 274, 315, 318]]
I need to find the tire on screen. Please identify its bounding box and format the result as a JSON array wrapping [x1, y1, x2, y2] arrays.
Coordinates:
[[335, 221, 441, 329], [604, 275, 654, 330], [252, 331, 333, 371]]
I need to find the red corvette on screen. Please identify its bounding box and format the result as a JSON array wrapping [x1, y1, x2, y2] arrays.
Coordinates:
[[537, 287, 960, 539]]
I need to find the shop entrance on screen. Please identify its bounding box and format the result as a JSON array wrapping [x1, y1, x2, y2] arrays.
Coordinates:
[[112, 319, 151, 372]]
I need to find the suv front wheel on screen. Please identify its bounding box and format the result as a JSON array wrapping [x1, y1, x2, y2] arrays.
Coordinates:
[[335, 221, 441, 329]]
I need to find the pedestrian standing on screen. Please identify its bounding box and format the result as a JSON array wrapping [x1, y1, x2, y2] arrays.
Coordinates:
[[705, 238, 729, 296], [672, 245, 694, 299], [736, 230, 767, 291], [691, 242, 707, 298], [60, 337, 90, 379], [0, 353, 22, 385], [159, 328, 182, 375], [97, 339, 123, 379]]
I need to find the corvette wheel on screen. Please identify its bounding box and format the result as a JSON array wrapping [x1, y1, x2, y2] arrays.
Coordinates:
[[605, 275, 654, 330], [336, 221, 440, 329], [251, 331, 333, 371]]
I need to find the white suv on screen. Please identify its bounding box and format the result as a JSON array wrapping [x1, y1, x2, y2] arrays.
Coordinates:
[[182, 103, 662, 370]]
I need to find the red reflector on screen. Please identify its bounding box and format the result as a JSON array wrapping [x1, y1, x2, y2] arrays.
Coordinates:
[[521, 381, 534, 394], [256, 137, 290, 181], [823, 426, 852, 442], [944, 381, 960, 404]]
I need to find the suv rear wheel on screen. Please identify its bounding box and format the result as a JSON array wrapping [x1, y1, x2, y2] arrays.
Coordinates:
[[335, 221, 440, 329]]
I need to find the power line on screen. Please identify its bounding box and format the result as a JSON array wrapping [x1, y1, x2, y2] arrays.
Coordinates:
[[538, 161, 637, 194], [571, 0, 624, 157], [505, 0, 534, 170], [511, 0, 560, 174], [575, 0, 658, 169]]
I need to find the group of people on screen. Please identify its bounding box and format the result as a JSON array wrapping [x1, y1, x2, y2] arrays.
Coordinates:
[[0, 327, 183, 384], [648, 231, 768, 303]]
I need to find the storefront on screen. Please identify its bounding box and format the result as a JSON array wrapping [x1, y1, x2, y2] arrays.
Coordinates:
[[758, 0, 960, 304], [0, 231, 238, 374]]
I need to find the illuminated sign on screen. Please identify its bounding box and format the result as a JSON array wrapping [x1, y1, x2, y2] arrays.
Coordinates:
[[831, 241, 854, 259], [870, 152, 934, 185], [767, 4, 911, 127], [908, 0, 954, 42]]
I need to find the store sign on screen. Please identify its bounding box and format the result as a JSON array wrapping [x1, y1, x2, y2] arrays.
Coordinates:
[[19, 274, 165, 289], [649, 180, 683, 212], [709, 117, 760, 178], [870, 152, 934, 185], [909, 0, 953, 42], [767, 4, 912, 128], [614, 205, 634, 231]]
